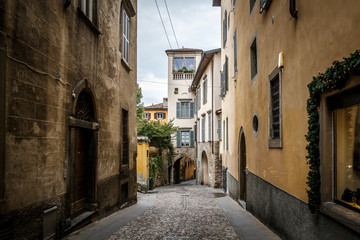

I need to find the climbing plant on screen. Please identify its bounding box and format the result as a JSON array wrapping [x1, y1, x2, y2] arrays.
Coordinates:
[[305, 50, 360, 213]]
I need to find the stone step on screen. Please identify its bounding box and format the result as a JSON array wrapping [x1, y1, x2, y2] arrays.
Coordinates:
[[64, 211, 98, 236]]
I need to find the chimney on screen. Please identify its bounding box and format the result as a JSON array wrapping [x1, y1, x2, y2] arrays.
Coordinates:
[[163, 98, 168, 108]]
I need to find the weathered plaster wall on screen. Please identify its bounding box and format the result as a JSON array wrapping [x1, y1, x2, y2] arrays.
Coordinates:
[[224, 0, 360, 202], [0, 0, 137, 237]]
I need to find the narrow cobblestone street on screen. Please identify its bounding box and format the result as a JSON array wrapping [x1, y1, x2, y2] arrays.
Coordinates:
[[67, 181, 279, 240]]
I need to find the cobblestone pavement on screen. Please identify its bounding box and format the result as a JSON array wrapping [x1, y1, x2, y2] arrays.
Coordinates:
[[108, 183, 240, 240]]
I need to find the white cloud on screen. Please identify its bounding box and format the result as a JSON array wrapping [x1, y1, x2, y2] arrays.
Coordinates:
[[137, 0, 221, 106]]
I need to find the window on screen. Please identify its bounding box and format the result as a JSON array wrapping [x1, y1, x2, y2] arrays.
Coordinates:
[[223, 10, 227, 48], [250, 0, 256, 13], [154, 112, 166, 120], [202, 117, 205, 142], [176, 102, 194, 119], [220, 56, 229, 98], [218, 117, 222, 140], [173, 57, 195, 72], [208, 114, 212, 141], [197, 88, 201, 110], [176, 130, 195, 148], [122, 10, 130, 64], [143, 112, 151, 119], [234, 29, 238, 74], [268, 68, 282, 148], [122, 109, 129, 165], [250, 36, 257, 81], [80, 0, 96, 23], [334, 104, 360, 211], [197, 120, 201, 142], [203, 79, 208, 105]]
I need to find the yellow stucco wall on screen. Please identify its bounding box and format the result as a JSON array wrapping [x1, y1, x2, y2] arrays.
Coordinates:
[[183, 157, 195, 181], [136, 141, 149, 182], [144, 109, 168, 123], [222, 0, 360, 202]]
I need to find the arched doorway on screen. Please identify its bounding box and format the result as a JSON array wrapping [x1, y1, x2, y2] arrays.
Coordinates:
[[201, 151, 209, 185], [238, 128, 246, 201], [68, 82, 99, 218], [173, 158, 182, 184]]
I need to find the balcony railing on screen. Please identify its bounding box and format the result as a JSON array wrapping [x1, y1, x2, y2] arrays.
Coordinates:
[[173, 72, 194, 80]]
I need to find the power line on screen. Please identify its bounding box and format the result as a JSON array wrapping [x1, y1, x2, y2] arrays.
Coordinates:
[[155, 0, 172, 49], [164, 0, 180, 49]]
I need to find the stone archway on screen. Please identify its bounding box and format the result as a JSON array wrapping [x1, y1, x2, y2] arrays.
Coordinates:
[[68, 80, 99, 218], [201, 151, 209, 185], [238, 128, 246, 201]]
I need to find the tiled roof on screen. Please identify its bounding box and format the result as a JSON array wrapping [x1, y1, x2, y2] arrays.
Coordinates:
[[144, 103, 166, 109]]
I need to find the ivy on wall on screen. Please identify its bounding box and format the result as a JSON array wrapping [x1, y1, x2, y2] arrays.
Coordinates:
[[306, 50, 360, 213]]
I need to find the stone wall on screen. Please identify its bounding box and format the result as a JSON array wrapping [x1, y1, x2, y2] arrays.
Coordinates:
[[0, 0, 137, 238], [196, 141, 222, 188]]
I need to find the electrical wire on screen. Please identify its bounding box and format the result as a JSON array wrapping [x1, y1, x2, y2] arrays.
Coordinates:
[[155, 0, 172, 49], [164, 0, 180, 49]]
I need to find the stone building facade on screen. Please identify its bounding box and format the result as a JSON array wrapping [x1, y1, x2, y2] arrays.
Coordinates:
[[166, 48, 202, 184], [0, 0, 137, 238], [215, 0, 360, 239], [190, 49, 222, 188]]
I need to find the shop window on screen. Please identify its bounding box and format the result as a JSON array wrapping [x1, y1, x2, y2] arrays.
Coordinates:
[[321, 81, 360, 232], [334, 103, 360, 211]]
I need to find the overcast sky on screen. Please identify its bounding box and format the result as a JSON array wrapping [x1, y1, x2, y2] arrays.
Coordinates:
[[137, 0, 221, 106]]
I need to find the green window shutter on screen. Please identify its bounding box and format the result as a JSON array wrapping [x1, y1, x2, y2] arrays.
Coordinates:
[[177, 131, 181, 148], [176, 102, 180, 118], [190, 102, 194, 118], [190, 131, 195, 148]]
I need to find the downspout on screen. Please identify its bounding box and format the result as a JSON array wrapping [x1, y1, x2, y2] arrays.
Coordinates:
[[211, 58, 214, 154]]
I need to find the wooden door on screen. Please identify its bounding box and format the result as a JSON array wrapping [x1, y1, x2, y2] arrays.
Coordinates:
[[72, 128, 89, 216]]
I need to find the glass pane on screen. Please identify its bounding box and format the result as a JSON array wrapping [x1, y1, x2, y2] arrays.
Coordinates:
[[174, 58, 183, 71], [180, 102, 189, 118], [185, 57, 194, 70], [335, 104, 360, 210]]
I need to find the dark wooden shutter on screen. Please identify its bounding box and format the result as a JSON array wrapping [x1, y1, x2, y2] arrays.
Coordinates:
[[190, 131, 195, 148], [234, 30, 237, 73], [190, 102, 194, 118], [223, 10, 227, 48], [176, 102, 180, 118], [176, 131, 181, 148], [154, 112, 157, 119], [225, 56, 229, 91], [163, 112, 166, 119]]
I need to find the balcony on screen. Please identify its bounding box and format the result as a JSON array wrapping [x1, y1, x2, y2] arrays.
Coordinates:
[[173, 72, 195, 80]]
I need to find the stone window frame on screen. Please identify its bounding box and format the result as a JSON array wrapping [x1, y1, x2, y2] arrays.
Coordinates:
[[319, 76, 360, 234], [250, 33, 258, 83], [268, 67, 282, 148]]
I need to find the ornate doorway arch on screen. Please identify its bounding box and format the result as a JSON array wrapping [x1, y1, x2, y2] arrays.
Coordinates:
[[68, 80, 99, 218], [238, 128, 246, 201]]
